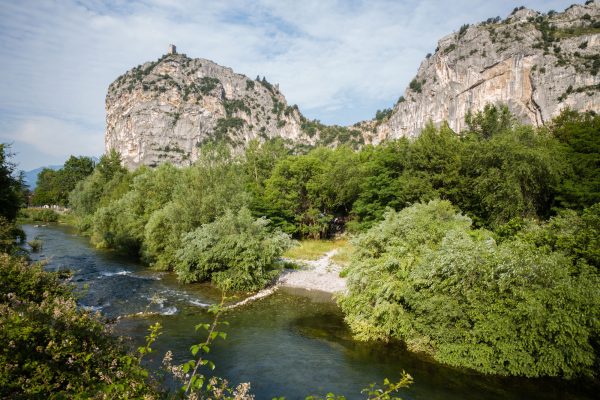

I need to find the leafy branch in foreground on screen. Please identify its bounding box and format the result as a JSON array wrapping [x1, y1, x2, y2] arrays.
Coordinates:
[[302, 372, 413, 400]]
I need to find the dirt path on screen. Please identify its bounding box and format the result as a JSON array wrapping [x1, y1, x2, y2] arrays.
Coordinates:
[[277, 249, 346, 293]]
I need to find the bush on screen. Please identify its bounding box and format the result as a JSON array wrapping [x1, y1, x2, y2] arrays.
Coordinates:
[[339, 200, 600, 378], [19, 208, 59, 222], [175, 208, 292, 290], [0, 253, 155, 398], [27, 238, 42, 252], [409, 79, 423, 93]]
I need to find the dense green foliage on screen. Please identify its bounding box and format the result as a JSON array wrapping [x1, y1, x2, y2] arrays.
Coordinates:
[[339, 200, 600, 378], [175, 208, 292, 290], [549, 109, 600, 210], [261, 146, 361, 238], [65, 106, 600, 378], [0, 245, 156, 398], [70, 145, 278, 289], [31, 155, 95, 206], [70, 107, 599, 280], [18, 208, 60, 222], [0, 144, 26, 221], [0, 145, 26, 253]]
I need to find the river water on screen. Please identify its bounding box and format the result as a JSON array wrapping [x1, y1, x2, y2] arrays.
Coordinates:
[[24, 223, 596, 400]]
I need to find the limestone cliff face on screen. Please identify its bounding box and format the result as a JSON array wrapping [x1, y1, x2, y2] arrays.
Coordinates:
[[105, 54, 313, 169], [375, 1, 600, 142], [106, 2, 600, 167]]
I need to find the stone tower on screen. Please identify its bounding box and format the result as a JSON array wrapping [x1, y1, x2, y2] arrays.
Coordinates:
[[168, 44, 177, 55]]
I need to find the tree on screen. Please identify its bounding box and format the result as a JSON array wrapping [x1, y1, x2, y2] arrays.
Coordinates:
[[0, 144, 25, 221], [548, 109, 600, 210], [262, 146, 361, 238], [175, 207, 292, 290], [458, 125, 566, 227], [464, 103, 514, 139], [31, 156, 95, 206], [340, 200, 600, 378]]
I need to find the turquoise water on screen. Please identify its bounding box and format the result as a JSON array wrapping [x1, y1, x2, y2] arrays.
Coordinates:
[[24, 223, 597, 400]]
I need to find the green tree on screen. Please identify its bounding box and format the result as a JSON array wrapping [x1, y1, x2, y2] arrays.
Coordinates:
[[548, 108, 600, 210], [0, 144, 25, 221], [175, 207, 292, 290], [262, 146, 361, 238], [464, 103, 514, 139], [31, 156, 95, 206], [340, 200, 600, 378], [459, 125, 566, 227]]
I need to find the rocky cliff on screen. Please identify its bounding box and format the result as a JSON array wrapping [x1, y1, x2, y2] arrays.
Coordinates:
[[107, 54, 327, 168], [373, 1, 600, 142], [106, 2, 600, 168]]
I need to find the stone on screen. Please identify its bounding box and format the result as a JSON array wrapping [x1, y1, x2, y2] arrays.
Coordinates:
[[372, 1, 600, 143]]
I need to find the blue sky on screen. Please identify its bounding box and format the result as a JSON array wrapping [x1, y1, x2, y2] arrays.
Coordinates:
[[0, 0, 579, 170]]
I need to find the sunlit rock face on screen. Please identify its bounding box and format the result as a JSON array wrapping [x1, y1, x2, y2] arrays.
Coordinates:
[[374, 1, 600, 142], [106, 2, 600, 167], [105, 52, 312, 169]]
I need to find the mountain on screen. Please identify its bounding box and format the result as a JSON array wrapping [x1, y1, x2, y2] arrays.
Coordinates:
[[105, 2, 599, 169], [370, 1, 600, 142], [105, 52, 365, 169]]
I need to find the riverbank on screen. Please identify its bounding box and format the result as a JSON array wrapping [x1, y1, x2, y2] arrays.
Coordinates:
[[278, 249, 346, 293], [227, 249, 346, 310]]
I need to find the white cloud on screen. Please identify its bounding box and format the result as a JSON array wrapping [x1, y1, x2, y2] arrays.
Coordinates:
[[0, 0, 580, 169], [0, 116, 103, 169]]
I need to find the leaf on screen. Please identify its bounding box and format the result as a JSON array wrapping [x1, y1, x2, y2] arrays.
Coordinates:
[[195, 323, 210, 331]]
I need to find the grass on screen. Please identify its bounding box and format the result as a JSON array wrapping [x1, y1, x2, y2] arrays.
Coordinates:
[[555, 26, 600, 39], [331, 242, 354, 268], [284, 239, 353, 264], [27, 238, 43, 252]]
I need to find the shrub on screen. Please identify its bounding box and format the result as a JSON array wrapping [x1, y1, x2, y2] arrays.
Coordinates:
[[19, 208, 59, 222], [0, 253, 155, 398], [409, 79, 423, 93], [198, 77, 220, 94], [339, 200, 600, 378], [27, 238, 42, 252], [175, 208, 292, 290]]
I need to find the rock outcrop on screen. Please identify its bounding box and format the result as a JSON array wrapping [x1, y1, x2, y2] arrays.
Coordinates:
[[106, 2, 600, 168], [105, 54, 317, 169], [374, 1, 600, 142]]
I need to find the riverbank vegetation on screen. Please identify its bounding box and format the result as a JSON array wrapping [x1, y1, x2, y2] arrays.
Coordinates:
[[47, 106, 600, 378], [283, 239, 351, 261], [339, 200, 599, 378], [0, 144, 412, 399], [30, 155, 95, 206]]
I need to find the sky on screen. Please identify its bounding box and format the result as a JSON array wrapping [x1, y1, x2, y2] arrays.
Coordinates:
[[0, 0, 580, 171]]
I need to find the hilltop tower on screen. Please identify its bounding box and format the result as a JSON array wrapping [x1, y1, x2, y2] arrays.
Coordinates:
[[168, 44, 177, 55]]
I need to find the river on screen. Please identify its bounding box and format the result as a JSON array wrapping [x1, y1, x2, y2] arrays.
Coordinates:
[[24, 223, 596, 400]]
